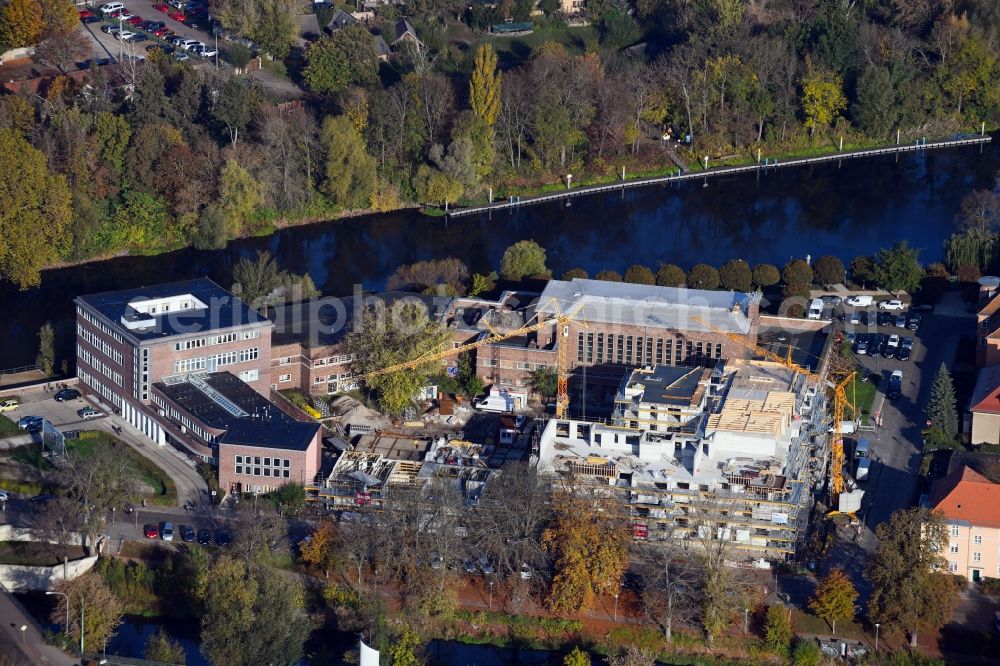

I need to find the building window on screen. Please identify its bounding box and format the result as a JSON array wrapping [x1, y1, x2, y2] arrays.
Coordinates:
[[586, 333, 594, 363], [236, 455, 243, 464], [616, 336, 624, 364], [625, 336, 633, 364], [973, 552, 982, 562], [950, 561, 958, 572], [283, 459, 290, 467], [254, 457, 261, 465], [264, 468, 271, 477], [254, 467, 261, 476], [596, 334, 604, 363], [635, 337, 643, 365], [656, 339, 664, 365], [577, 332, 585, 362], [283, 469, 290, 478], [238, 369, 259, 382], [263, 457, 271, 466], [236, 465, 243, 474], [974, 535, 982, 544], [951, 525, 960, 537], [646, 337, 653, 364], [950, 544, 959, 554], [279, 374, 291, 383], [279, 357, 291, 365]]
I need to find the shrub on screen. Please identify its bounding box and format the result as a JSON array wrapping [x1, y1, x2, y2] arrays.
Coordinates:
[[687, 263, 720, 290], [656, 263, 686, 287], [783, 259, 813, 286], [791, 638, 822, 666], [813, 255, 846, 285], [719, 259, 752, 292], [753, 263, 780, 288], [595, 269, 623, 282], [623, 265, 656, 285], [562, 267, 589, 280]]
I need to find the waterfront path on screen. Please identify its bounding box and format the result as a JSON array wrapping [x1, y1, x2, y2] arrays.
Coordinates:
[[449, 135, 992, 217]]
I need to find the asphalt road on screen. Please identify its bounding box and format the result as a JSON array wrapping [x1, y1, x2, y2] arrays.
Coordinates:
[[3, 387, 209, 507], [825, 292, 971, 596]]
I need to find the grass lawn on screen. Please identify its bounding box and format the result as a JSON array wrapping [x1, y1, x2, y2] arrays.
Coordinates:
[[791, 608, 867, 641], [0, 415, 20, 437], [67, 433, 177, 507], [846, 377, 877, 419], [0, 541, 87, 567]]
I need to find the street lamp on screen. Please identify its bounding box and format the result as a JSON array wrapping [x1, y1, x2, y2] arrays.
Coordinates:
[[488, 579, 494, 610], [875, 623, 880, 652], [19, 625, 26, 645], [744, 608, 749, 635], [566, 174, 573, 189], [45, 591, 69, 638], [613, 592, 619, 622]]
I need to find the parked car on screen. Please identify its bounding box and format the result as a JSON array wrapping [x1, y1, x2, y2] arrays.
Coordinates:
[[820, 294, 841, 305], [895, 345, 911, 361], [54, 388, 80, 402], [848, 311, 860, 325], [197, 528, 211, 545], [153, 26, 173, 37], [144, 524, 159, 539], [0, 397, 19, 412], [895, 314, 907, 328], [168, 10, 186, 21], [901, 336, 914, 349], [161, 522, 174, 541], [179, 39, 202, 51], [859, 310, 871, 326], [77, 406, 102, 420], [173, 51, 189, 61], [125, 33, 148, 42], [519, 563, 533, 579], [878, 299, 906, 311], [907, 313, 922, 330], [429, 556, 444, 570], [17, 415, 42, 429], [478, 557, 495, 575], [114, 30, 136, 41], [463, 560, 477, 574], [79, 9, 94, 18], [82, 15, 101, 23], [877, 311, 893, 327], [888, 370, 903, 400], [180, 525, 195, 542], [153, 3, 170, 12], [126, 15, 143, 25], [30, 494, 56, 504], [99, 2, 125, 14], [194, 46, 217, 57], [854, 334, 868, 355], [216, 530, 230, 546], [101, 24, 120, 34]]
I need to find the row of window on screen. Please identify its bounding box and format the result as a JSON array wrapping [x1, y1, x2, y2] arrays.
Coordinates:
[[577, 332, 723, 367], [312, 354, 354, 367], [313, 372, 354, 384], [233, 463, 291, 477], [236, 455, 291, 467], [481, 359, 549, 370], [78, 306, 125, 345], [78, 345, 124, 386], [238, 369, 259, 382], [77, 324, 125, 366], [78, 369, 122, 408], [174, 329, 260, 351], [173, 347, 259, 374], [949, 561, 1000, 574], [152, 393, 212, 442]]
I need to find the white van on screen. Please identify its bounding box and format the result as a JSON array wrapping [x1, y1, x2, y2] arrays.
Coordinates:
[[99, 2, 125, 13], [807, 298, 824, 319], [845, 295, 874, 307]]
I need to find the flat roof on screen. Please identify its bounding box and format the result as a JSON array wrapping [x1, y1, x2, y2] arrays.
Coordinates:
[[624, 366, 705, 406], [269, 292, 452, 348], [538, 278, 757, 334], [155, 372, 319, 451], [77, 278, 267, 342]]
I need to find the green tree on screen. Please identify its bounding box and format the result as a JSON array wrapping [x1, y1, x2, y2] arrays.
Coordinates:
[[219, 160, 265, 238], [801, 66, 847, 135], [500, 240, 548, 280], [764, 605, 792, 653], [320, 115, 377, 208], [193, 205, 228, 250], [232, 250, 284, 311], [656, 263, 686, 287], [791, 639, 822, 666], [249, 0, 297, 60], [529, 367, 557, 399], [0, 128, 72, 289], [211, 78, 258, 146], [346, 300, 452, 415], [109, 191, 170, 252], [457, 351, 483, 397], [719, 259, 752, 292], [853, 65, 897, 138], [93, 112, 131, 176], [470, 44, 501, 126], [36, 322, 54, 375], [809, 567, 857, 633], [0, 0, 43, 48], [303, 26, 378, 94], [924, 364, 958, 447], [865, 508, 961, 647], [145, 627, 186, 664], [850, 255, 878, 288], [51, 573, 123, 653], [387, 625, 423, 666], [562, 268, 589, 280], [752, 263, 780, 288], [623, 264, 656, 285], [201, 555, 310, 666], [271, 482, 306, 516], [782, 259, 813, 286], [564, 646, 591, 666], [412, 165, 464, 208], [813, 255, 846, 286], [874, 241, 923, 293], [687, 263, 720, 290]]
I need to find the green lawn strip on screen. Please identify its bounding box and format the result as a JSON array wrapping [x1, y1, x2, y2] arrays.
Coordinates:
[[67, 433, 177, 506], [846, 377, 877, 420], [0, 415, 20, 437]]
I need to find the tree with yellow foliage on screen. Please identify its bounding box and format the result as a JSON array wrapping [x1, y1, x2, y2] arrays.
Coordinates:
[[801, 65, 847, 136], [470, 43, 501, 126], [0, 0, 43, 48]]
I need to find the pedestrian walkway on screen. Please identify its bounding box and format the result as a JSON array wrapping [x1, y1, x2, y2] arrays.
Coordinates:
[[0, 586, 76, 665]]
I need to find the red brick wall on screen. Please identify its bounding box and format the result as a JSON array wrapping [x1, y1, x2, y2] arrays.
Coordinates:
[[218, 434, 321, 496], [148, 327, 273, 398]]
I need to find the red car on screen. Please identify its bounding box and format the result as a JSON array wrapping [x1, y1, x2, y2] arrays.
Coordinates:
[[153, 27, 172, 37], [143, 524, 159, 539], [167, 10, 185, 21], [126, 15, 143, 26], [153, 3, 170, 11], [78, 9, 94, 18]]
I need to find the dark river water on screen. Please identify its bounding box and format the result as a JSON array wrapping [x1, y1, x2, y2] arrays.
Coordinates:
[[1, 139, 996, 368]]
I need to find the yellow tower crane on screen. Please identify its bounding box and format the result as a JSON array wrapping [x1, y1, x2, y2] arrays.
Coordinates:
[[691, 316, 856, 507], [358, 299, 584, 419]]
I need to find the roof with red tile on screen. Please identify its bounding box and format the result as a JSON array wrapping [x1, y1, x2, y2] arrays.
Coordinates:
[[929, 466, 1000, 529]]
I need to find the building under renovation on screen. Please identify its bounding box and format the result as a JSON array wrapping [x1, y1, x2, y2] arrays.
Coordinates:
[[535, 359, 820, 561]]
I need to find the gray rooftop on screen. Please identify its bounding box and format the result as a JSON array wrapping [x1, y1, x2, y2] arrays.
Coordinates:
[[537, 278, 757, 334], [623, 366, 705, 406]]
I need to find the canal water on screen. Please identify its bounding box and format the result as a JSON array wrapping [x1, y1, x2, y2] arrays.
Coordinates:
[[0, 139, 996, 368]]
